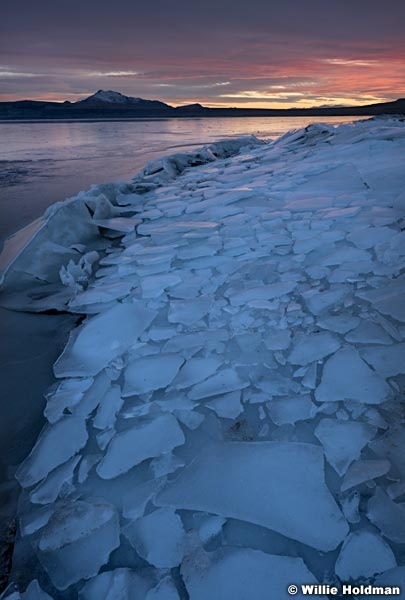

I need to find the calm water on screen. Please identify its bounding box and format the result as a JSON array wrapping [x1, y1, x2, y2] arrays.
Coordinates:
[[0, 116, 367, 241]]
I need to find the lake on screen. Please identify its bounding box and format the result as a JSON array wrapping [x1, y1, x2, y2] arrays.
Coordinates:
[[0, 115, 367, 242]]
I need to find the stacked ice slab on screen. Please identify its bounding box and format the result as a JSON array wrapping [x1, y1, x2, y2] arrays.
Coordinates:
[[3, 117, 405, 599]]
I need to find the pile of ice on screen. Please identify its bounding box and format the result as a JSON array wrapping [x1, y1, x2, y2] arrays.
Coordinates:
[[2, 117, 405, 599]]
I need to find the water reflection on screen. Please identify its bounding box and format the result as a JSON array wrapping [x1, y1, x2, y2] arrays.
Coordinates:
[[0, 116, 367, 240]]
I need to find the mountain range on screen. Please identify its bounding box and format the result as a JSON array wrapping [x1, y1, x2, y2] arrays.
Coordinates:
[[1, 89, 404, 120]]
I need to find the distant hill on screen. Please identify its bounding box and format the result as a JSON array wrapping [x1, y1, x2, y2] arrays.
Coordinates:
[[0, 90, 404, 120], [75, 89, 172, 109]]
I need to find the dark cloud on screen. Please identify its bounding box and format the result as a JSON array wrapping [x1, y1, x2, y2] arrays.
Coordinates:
[[1, 0, 404, 105]]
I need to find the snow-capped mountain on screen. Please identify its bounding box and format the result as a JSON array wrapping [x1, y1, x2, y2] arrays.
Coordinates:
[[76, 89, 171, 109]]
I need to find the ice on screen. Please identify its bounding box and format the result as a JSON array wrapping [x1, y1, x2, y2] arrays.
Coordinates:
[[301, 363, 318, 389], [157, 441, 348, 551], [78, 454, 101, 484], [30, 455, 80, 504], [341, 491, 360, 523], [54, 303, 157, 377], [387, 480, 405, 500], [170, 357, 222, 390], [133, 261, 173, 278], [0, 581, 54, 599], [257, 373, 301, 396], [93, 385, 123, 430], [361, 407, 388, 429], [35, 500, 120, 590], [153, 394, 195, 413], [60, 250, 99, 288], [150, 451, 184, 477], [304, 287, 348, 315], [6, 119, 405, 598], [124, 508, 186, 568], [341, 459, 391, 492], [71, 370, 111, 419], [356, 280, 405, 323], [188, 369, 248, 400], [145, 577, 180, 600], [138, 220, 218, 238], [44, 377, 94, 424], [374, 313, 403, 342], [140, 273, 182, 298], [91, 216, 141, 232], [16, 416, 88, 488], [345, 321, 393, 344], [367, 488, 405, 543], [167, 282, 200, 299], [231, 333, 267, 366], [0, 589, 20, 599], [288, 332, 340, 365], [177, 239, 221, 260], [68, 279, 135, 311], [321, 247, 371, 266], [356, 567, 405, 600], [175, 410, 205, 430], [207, 391, 243, 419], [20, 505, 54, 537], [390, 230, 405, 254], [267, 394, 316, 425], [21, 581, 54, 599], [370, 427, 405, 479], [316, 315, 360, 334], [123, 478, 165, 520], [97, 429, 115, 451], [347, 226, 393, 249], [262, 328, 291, 350], [361, 343, 405, 377], [0, 197, 97, 290], [122, 242, 177, 259], [182, 547, 326, 600], [167, 296, 212, 325], [195, 514, 226, 543], [0, 219, 46, 284], [97, 413, 185, 479], [335, 531, 396, 581], [163, 329, 228, 353], [315, 347, 391, 404], [226, 281, 296, 306], [315, 419, 376, 476], [305, 264, 330, 280], [123, 354, 185, 395], [79, 568, 154, 600], [148, 326, 177, 341]]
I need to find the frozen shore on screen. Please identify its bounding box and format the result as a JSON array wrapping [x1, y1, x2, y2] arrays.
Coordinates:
[[1, 117, 405, 599]]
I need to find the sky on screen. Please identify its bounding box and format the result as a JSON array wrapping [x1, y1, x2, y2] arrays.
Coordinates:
[[1, 0, 404, 108]]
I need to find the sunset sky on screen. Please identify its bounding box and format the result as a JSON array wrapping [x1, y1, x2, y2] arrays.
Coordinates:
[[1, 0, 404, 108]]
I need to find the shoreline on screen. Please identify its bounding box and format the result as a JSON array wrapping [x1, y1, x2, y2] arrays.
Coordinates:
[[0, 113, 377, 124], [1, 117, 405, 598]]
